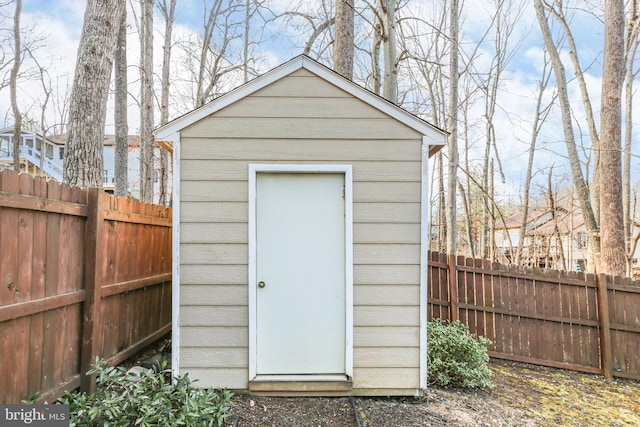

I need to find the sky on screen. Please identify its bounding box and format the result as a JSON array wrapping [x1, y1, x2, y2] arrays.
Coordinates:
[[1, 0, 638, 204]]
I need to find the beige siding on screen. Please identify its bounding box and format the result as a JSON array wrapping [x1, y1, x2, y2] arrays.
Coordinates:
[[181, 139, 420, 161], [352, 368, 420, 390], [180, 68, 423, 392]]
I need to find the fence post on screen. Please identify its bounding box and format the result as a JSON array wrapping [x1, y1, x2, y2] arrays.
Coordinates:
[[448, 254, 458, 322], [79, 188, 106, 393], [596, 273, 613, 380]]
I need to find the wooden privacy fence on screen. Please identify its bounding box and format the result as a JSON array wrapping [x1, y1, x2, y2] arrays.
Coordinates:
[[428, 251, 640, 381], [0, 169, 172, 404]]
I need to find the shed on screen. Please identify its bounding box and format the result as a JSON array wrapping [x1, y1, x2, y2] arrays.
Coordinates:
[[156, 55, 446, 396]]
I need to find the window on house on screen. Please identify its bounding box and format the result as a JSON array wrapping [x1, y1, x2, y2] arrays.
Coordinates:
[[153, 171, 158, 183], [104, 170, 109, 183], [59, 147, 64, 160], [577, 233, 588, 249]]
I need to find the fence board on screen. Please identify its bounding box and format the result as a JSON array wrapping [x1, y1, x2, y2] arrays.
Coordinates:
[[428, 251, 640, 381], [0, 170, 172, 403]]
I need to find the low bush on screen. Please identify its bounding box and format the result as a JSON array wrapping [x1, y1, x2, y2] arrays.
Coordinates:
[[427, 319, 493, 389], [59, 358, 232, 426]]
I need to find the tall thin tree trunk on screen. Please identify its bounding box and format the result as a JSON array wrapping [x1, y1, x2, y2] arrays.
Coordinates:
[[515, 55, 552, 265], [534, 0, 600, 272], [623, 0, 639, 275], [381, 0, 397, 103], [437, 151, 447, 252], [333, 0, 354, 79], [114, 7, 128, 197], [10, 0, 22, 172], [158, 0, 176, 206], [599, 0, 626, 276], [446, 0, 459, 255], [64, 0, 124, 187], [139, 0, 155, 203], [372, 22, 382, 94]]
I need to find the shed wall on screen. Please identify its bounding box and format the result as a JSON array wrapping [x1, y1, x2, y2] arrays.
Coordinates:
[[179, 68, 423, 392]]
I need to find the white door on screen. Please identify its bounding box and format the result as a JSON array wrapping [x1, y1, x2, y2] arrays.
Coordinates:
[[256, 173, 346, 375]]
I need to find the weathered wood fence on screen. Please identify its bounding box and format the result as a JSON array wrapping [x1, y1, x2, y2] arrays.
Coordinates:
[[428, 251, 640, 381], [0, 169, 172, 404]]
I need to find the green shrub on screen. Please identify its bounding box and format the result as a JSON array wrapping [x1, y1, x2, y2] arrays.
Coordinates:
[[59, 358, 232, 426], [427, 319, 493, 389]]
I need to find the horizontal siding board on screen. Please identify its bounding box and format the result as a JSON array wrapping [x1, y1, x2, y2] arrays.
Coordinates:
[[354, 306, 419, 327], [353, 182, 420, 203], [352, 162, 421, 182], [353, 224, 420, 244], [180, 265, 247, 285], [354, 347, 419, 368], [181, 181, 247, 202], [181, 223, 247, 244], [180, 202, 247, 222], [354, 285, 419, 306], [181, 285, 247, 306], [354, 265, 420, 285], [181, 327, 247, 348], [354, 203, 420, 223], [181, 117, 420, 140], [181, 348, 247, 368], [252, 75, 354, 98], [354, 244, 420, 265], [181, 306, 248, 327], [180, 160, 420, 183], [181, 161, 248, 181], [352, 367, 419, 389], [182, 368, 248, 389], [181, 244, 247, 265], [353, 327, 419, 347], [181, 139, 421, 161], [216, 96, 391, 119]]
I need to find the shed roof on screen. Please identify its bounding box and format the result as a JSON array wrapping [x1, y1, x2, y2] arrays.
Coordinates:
[[155, 55, 447, 156]]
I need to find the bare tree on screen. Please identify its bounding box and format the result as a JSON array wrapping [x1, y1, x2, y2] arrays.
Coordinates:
[[381, 0, 397, 102], [64, 0, 125, 187], [623, 0, 640, 274], [114, 6, 128, 197], [158, 0, 176, 205], [515, 53, 554, 265], [10, 0, 21, 172], [599, 0, 626, 276], [139, 0, 154, 203], [534, 0, 601, 272], [333, 0, 354, 79], [446, 0, 459, 254]]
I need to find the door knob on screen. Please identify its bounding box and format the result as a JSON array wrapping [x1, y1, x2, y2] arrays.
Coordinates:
[[258, 281, 266, 288]]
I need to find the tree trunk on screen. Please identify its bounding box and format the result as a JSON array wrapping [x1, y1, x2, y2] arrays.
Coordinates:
[[437, 151, 447, 253], [371, 21, 382, 95], [10, 0, 22, 173], [64, 0, 124, 188], [534, 0, 600, 272], [515, 54, 552, 265], [139, 0, 155, 203], [446, 0, 459, 255], [333, 0, 354, 79], [158, 0, 176, 206], [381, 0, 397, 103], [114, 7, 128, 197], [599, 0, 626, 276], [623, 0, 640, 275]]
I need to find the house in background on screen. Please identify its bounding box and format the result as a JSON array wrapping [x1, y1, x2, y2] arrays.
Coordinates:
[[495, 207, 640, 274], [0, 127, 171, 204]]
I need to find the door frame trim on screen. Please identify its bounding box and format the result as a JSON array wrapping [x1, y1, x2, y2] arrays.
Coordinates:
[[248, 164, 353, 382]]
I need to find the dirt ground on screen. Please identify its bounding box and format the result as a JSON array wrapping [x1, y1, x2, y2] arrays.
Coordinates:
[[122, 338, 639, 426], [224, 360, 640, 427]]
